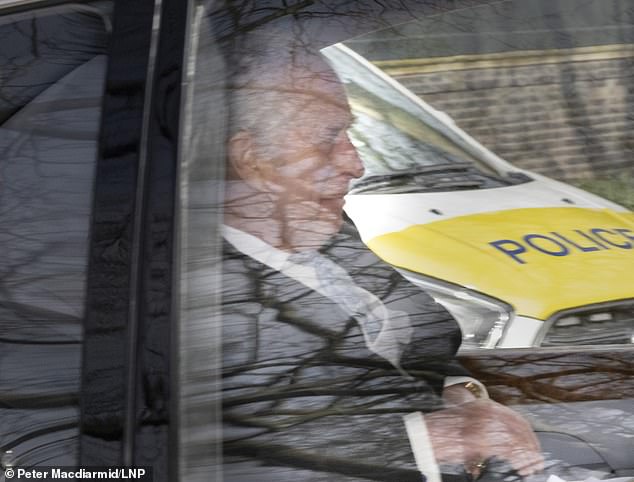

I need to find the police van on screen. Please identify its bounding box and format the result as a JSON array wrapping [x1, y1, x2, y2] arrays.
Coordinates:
[[322, 44, 634, 351]]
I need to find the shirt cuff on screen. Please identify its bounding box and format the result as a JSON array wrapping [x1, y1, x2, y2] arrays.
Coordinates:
[[443, 376, 489, 399], [403, 412, 442, 482]]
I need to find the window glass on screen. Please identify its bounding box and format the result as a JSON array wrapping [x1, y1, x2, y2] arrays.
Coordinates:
[[180, 1, 633, 480], [322, 43, 515, 193], [337, 0, 634, 187], [0, 3, 111, 468]]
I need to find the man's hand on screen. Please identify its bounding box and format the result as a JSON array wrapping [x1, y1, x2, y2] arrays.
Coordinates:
[[425, 397, 544, 477]]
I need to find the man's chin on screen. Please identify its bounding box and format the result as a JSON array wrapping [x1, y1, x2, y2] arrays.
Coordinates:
[[286, 217, 343, 250]]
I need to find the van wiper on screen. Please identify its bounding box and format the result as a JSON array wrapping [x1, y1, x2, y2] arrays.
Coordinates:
[[350, 162, 476, 193], [388, 179, 487, 194], [363, 162, 473, 183]]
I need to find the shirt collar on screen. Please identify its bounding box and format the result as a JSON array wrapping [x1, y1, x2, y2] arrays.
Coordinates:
[[223, 224, 291, 271]]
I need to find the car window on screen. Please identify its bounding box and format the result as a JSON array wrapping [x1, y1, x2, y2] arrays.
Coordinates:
[[178, 1, 633, 481], [0, 3, 111, 469]]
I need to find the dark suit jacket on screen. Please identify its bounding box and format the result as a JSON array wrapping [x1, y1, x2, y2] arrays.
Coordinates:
[[221, 222, 469, 481]]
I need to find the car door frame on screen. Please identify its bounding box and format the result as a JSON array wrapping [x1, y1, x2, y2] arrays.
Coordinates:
[[76, 0, 190, 480]]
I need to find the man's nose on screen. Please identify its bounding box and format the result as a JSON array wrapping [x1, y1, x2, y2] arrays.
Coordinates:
[[332, 131, 364, 179]]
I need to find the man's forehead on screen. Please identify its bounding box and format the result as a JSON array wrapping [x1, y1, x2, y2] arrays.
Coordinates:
[[275, 76, 350, 127], [236, 44, 348, 103], [259, 64, 346, 100]]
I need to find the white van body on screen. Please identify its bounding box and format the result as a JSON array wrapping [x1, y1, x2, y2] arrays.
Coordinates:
[[323, 44, 634, 350]]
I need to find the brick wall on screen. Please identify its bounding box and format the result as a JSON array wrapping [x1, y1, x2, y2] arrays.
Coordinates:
[[377, 46, 634, 181]]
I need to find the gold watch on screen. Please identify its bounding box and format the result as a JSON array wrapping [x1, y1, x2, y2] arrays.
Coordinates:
[[459, 381, 485, 399]]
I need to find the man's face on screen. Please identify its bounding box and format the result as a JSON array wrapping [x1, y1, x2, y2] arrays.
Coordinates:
[[232, 64, 364, 250]]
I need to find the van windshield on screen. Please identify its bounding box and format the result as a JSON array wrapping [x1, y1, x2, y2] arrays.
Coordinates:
[[322, 44, 530, 194]]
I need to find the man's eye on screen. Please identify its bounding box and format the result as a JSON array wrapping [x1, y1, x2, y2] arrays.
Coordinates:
[[325, 127, 343, 141]]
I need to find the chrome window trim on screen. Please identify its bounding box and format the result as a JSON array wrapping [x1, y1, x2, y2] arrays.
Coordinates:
[[172, 1, 226, 480], [121, 0, 163, 466]]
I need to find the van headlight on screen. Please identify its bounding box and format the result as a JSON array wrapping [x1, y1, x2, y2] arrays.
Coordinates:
[[398, 270, 514, 350]]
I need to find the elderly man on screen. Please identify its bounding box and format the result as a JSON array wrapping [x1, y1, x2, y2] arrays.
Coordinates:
[[220, 40, 543, 481]]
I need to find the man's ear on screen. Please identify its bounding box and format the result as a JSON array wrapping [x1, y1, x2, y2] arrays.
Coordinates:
[[228, 130, 259, 182]]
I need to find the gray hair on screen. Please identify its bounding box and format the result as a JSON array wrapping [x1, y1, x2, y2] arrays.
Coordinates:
[[227, 35, 337, 158]]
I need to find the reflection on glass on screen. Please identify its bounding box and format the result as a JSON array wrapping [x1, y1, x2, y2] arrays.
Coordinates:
[[323, 16, 634, 354], [0, 4, 110, 468], [183, 1, 634, 480], [212, 26, 543, 482]]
